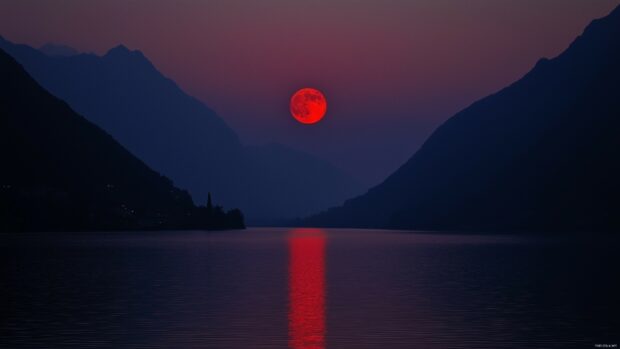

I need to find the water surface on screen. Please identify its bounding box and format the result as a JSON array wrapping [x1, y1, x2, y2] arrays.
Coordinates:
[[2, 228, 618, 348]]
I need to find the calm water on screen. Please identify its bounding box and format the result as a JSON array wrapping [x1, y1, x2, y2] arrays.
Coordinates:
[[1, 228, 618, 348]]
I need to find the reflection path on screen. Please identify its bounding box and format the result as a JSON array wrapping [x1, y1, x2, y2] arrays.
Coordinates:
[[288, 228, 326, 349]]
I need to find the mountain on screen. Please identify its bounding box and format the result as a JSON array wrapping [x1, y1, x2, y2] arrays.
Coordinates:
[[39, 43, 79, 57], [0, 48, 244, 232], [304, 5, 620, 232], [245, 143, 360, 223], [0, 37, 362, 223]]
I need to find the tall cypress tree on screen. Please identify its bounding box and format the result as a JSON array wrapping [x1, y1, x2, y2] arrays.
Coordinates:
[[207, 192, 213, 212]]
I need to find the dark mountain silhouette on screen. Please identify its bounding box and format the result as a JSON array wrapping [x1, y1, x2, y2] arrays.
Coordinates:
[[304, 5, 620, 232], [39, 43, 79, 57], [245, 143, 360, 223], [0, 37, 362, 223], [0, 48, 244, 232]]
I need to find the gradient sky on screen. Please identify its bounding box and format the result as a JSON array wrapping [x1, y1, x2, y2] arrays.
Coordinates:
[[1, 0, 618, 186]]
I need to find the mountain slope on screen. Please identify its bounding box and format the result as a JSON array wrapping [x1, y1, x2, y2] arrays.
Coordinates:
[[0, 38, 362, 222], [0, 48, 244, 232], [305, 5, 620, 232], [0, 39, 246, 207], [245, 143, 361, 223], [39, 43, 79, 57]]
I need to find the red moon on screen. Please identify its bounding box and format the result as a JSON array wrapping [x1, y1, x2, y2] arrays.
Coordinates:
[[290, 88, 327, 124]]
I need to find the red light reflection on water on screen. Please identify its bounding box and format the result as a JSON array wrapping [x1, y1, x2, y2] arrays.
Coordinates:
[[288, 228, 326, 349]]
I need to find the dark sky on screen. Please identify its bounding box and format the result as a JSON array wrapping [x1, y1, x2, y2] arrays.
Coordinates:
[[1, 0, 618, 186]]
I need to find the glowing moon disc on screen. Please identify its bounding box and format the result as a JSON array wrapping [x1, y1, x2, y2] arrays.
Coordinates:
[[290, 88, 327, 124]]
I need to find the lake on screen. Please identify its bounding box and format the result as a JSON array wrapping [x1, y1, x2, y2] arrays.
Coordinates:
[[1, 228, 618, 348]]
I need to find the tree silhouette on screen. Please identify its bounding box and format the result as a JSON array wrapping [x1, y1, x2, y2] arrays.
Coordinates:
[[207, 192, 213, 212]]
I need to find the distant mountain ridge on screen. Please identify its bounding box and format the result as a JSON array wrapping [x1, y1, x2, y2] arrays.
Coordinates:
[[0, 48, 244, 232], [0, 37, 362, 223], [39, 43, 79, 57], [304, 5, 620, 232]]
